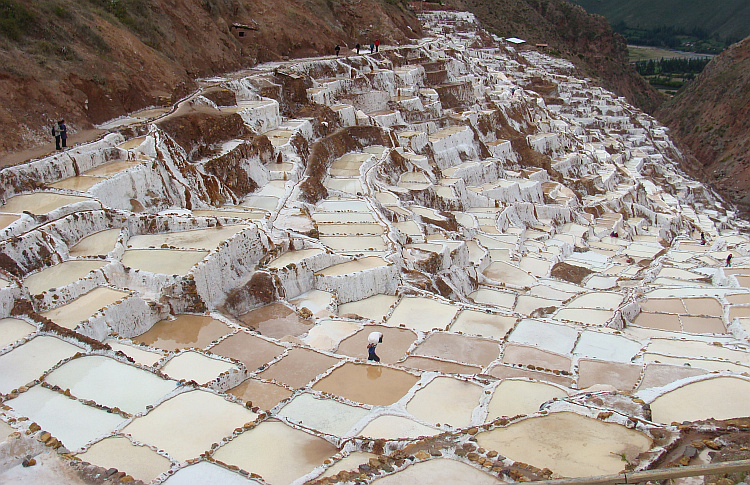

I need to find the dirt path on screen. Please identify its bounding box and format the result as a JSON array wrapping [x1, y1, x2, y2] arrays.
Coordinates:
[[0, 128, 106, 169]]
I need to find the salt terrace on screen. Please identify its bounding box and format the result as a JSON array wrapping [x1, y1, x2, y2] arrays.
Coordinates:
[[1, 9, 750, 485]]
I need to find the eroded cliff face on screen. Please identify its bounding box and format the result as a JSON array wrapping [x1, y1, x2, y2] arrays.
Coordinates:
[[658, 36, 750, 213], [0, 0, 421, 155]]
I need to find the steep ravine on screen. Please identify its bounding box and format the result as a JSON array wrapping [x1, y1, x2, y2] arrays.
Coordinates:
[[657, 35, 750, 213]]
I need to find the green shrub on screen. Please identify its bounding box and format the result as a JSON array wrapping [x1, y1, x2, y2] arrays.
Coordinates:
[[0, 0, 35, 40], [52, 4, 72, 19]]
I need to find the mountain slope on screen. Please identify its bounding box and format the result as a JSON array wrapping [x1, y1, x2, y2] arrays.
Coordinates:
[[446, 0, 663, 113], [657, 36, 750, 211], [569, 0, 750, 42], [0, 0, 421, 155]]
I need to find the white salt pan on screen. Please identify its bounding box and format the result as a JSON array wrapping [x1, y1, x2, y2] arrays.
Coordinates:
[[372, 459, 499, 484], [160, 351, 237, 385], [338, 294, 398, 321], [507, 319, 578, 355], [0, 336, 81, 394], [123, 390, 258, 461], [77, 436, 172, 483], [0, 318, 36, 348], [649, 377, 750, 423], [24, 261, 106, 295], [212, 420, 337, 484], [406, 376, 483, 428], [163, 462, 260, 485], [278, 392, 369, 436], [386, 297, 458, 332], [42, 287, 129, 330], [357, 415, 439, 440], [128, 225, 249, 251], [45, 355, 176, 414], [7, 386, 125, 451], [121, 249, 208, 275], [573, 331, 642, 363], [476, 412, 651, 477], [487, 379, 568, 418]]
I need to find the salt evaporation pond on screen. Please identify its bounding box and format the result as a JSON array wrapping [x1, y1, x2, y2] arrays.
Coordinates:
[[45, 355, 176, 414], [163, 461, 262, 485], [83, 159, 142, 177], [406, 376, 483, 428], [212, 420, 337, 484], [50, 175, 105, 191], [337, 294, 398, 321], [0, 335, 81, 394], [238, 302, 312, 338], [476, 412, 652, 477], [487, 379, 568, 418], [228, 378, 293, 410], [0, 213, 20, 229], [278, 392, 369, 436], [122, 390, 258, 461], [266, 248, 324, 269], [7, 386, 126, 451], [0, 193, 92, 214], [76, 436, 172, 483], [358, 415, 440, 440], [313, 362, 419, 406], [335, 325, 416, 363], [69, 228, 121, 257], [648, 376, 750, 423], [0, 318, 37, 348], [160, 351, 237, 384], [371, 458, 500, 485], [385, 296, 458, 332], [133, 314, 232, 351], [127, 225, 249, 250], [41, 287, 129, 329], [257, 348, 339, 388], [120, 249, 209, 274], [207, 330, 285, 371], [23, 260, 106, 295]]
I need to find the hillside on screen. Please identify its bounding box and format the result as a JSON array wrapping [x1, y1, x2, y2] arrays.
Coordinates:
[[569, 0, 750, 43], [446, 0, 663, 113], [0, 0, 421, 155], [657, 36, 750, 212]]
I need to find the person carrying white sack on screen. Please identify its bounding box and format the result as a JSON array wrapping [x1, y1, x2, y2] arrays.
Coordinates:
[[367, 331, 383, 362]]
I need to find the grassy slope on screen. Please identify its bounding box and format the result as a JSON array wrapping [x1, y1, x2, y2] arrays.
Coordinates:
[[569, 0, 750, 41], [657, 36, 750, 210]]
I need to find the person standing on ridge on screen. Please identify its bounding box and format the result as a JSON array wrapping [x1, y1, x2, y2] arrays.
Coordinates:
[[375, 39, 380, 52], [727, 254, 733, 267], [367, 331, 383, 362], [52, 120, 62, 150], [59, 119, 67, 149], [335, 44, 340, 56], [370, 41, 375, 53], [356, 43, 360, 54]]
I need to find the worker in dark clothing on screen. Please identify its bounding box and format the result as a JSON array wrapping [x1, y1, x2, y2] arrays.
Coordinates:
[[367, 331, 383, 362]]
